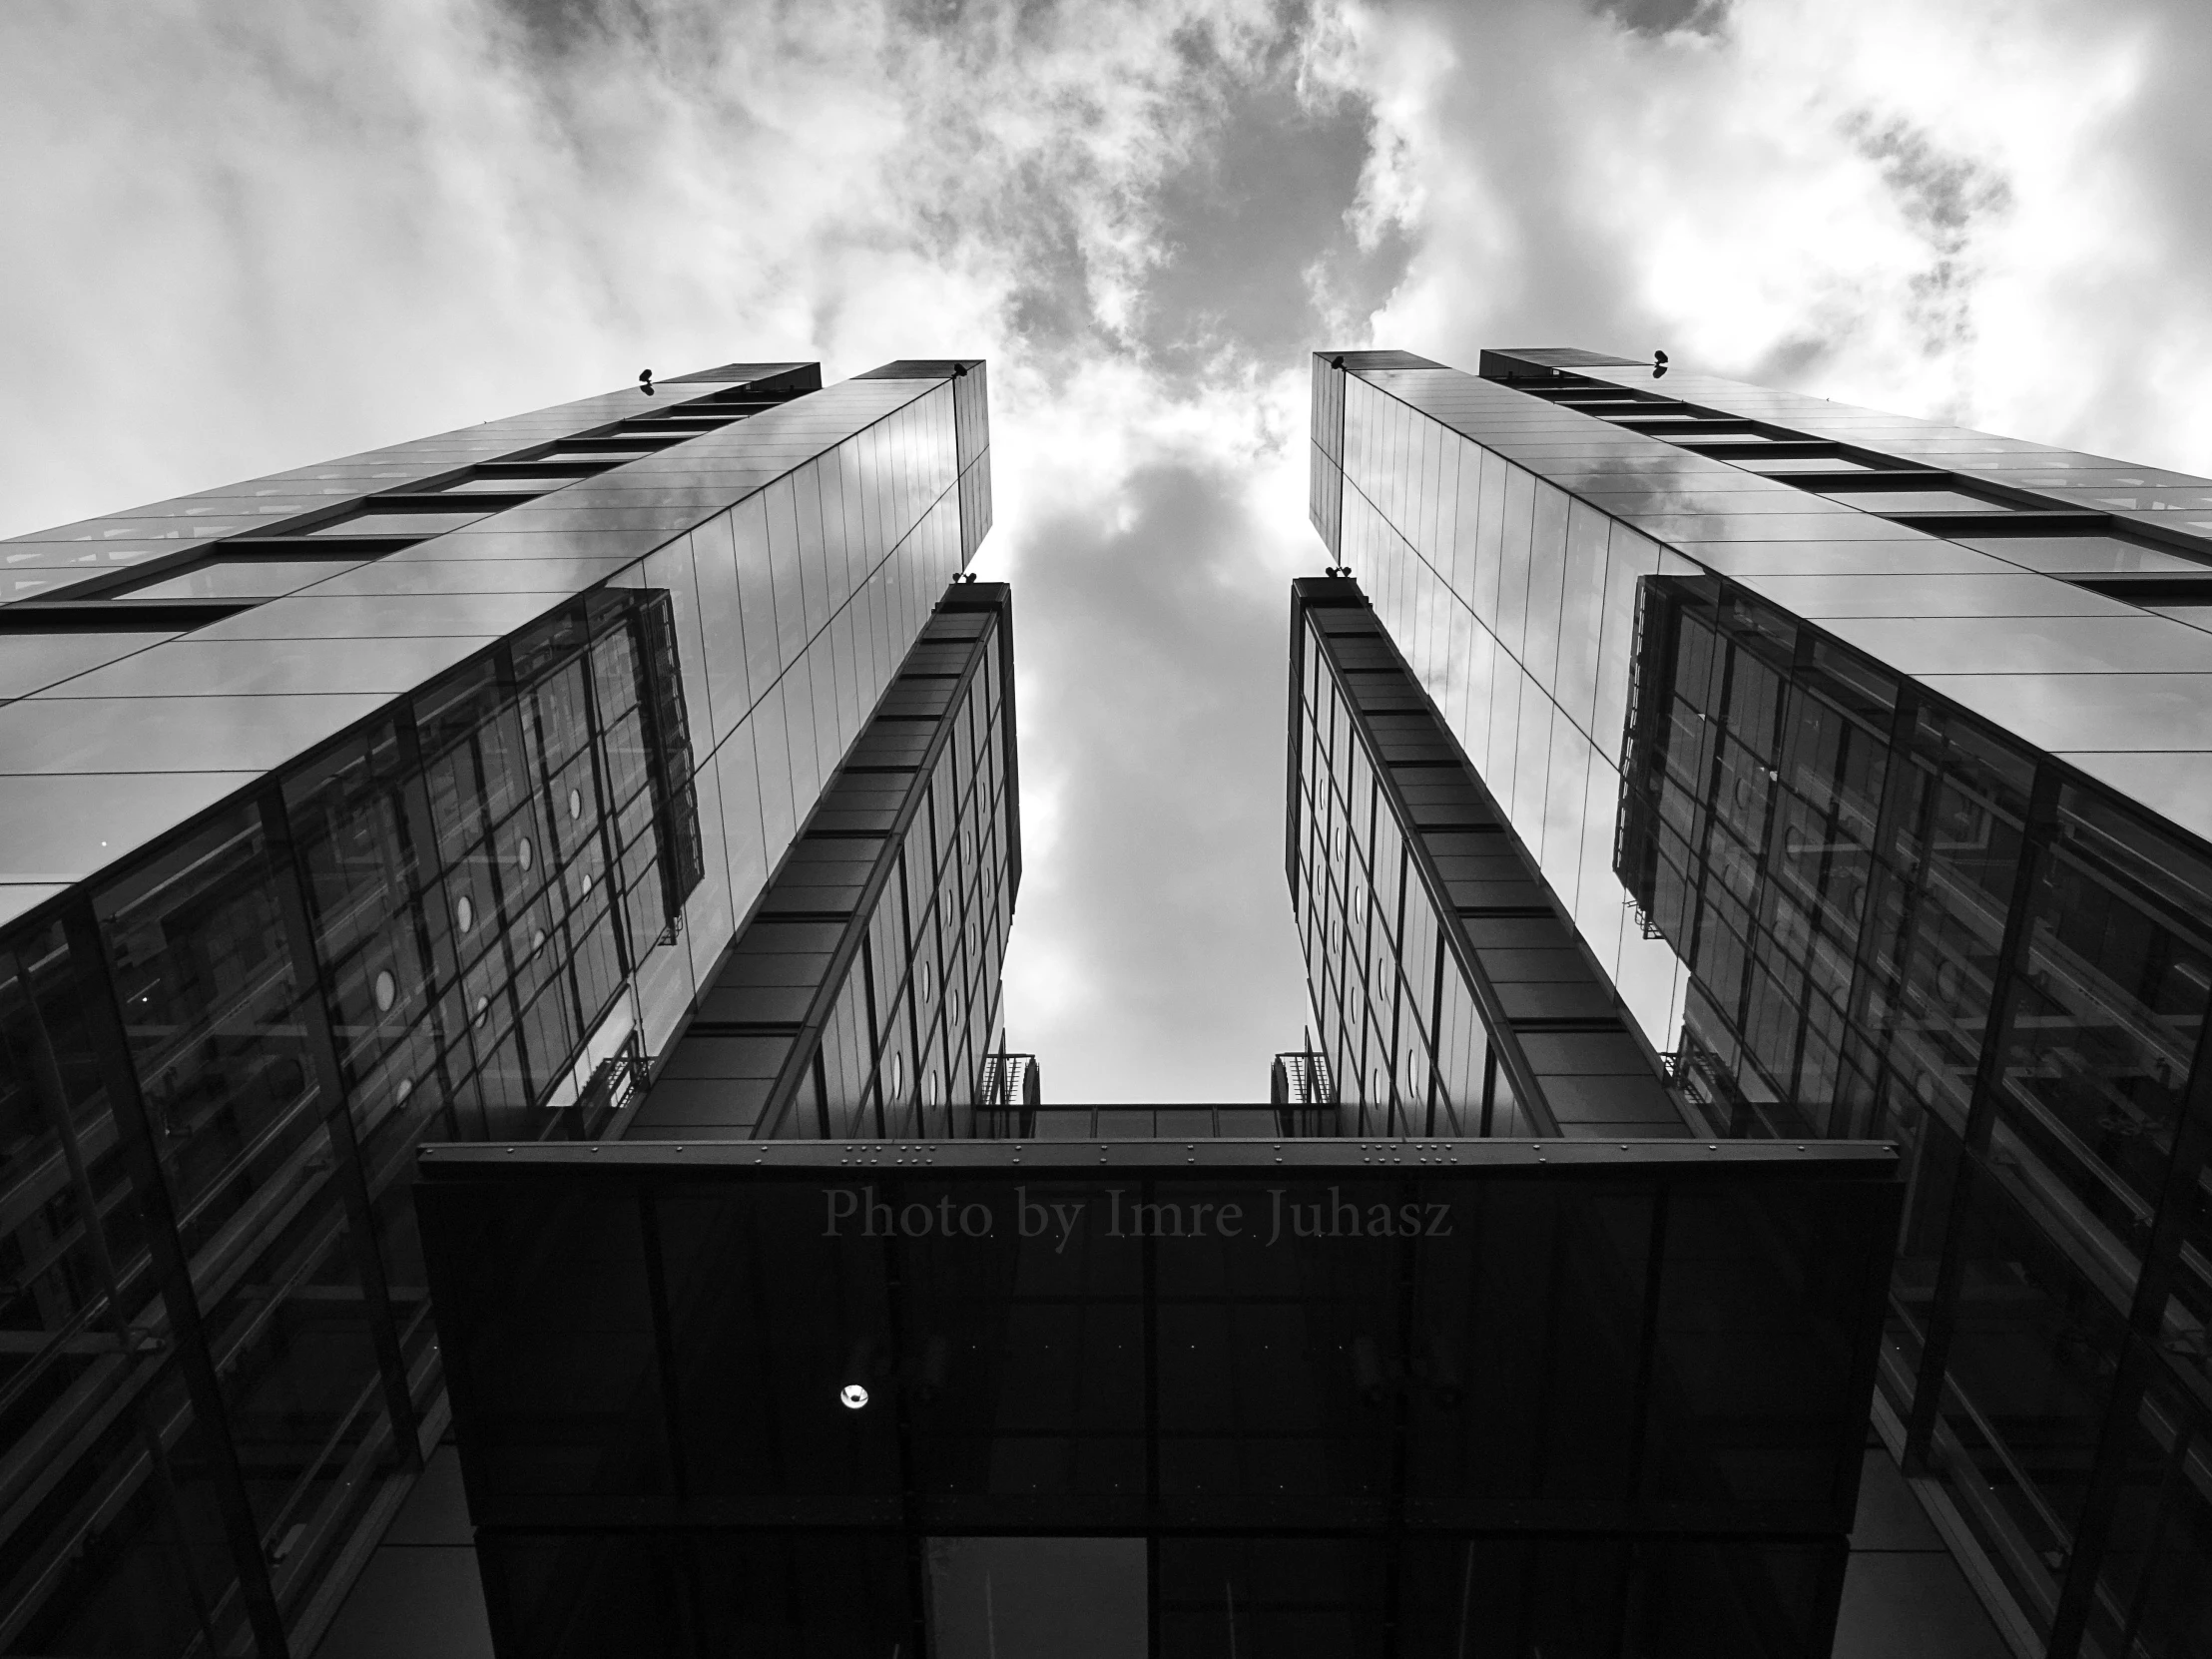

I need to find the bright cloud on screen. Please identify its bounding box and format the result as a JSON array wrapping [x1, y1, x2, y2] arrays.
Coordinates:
[[5, 0, 2210, 1099]]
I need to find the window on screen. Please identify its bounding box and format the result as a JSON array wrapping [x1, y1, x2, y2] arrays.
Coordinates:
[[123, 554, 368, 601], [308, 508, 490, 538], [1816, 487, 2009, 514]]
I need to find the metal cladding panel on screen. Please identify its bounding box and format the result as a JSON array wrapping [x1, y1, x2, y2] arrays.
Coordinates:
[[1310, 353, 1346, 556], [852, 360, 992, 561]]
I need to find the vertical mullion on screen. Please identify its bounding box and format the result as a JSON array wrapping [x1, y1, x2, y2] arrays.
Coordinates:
[[258, 793, 421, 1463], [859, 934, 885, 1140], [574, 634, 636, 978], [1904, 764, 2060, 1467], [61, 902, 292, 1659], [2047, 1003, 2212, 1654], [390, 709, 468, 1143], [8, 949, 228, 1651], [1835, 694, 1924, 1143], [527, 649, 593, 1054], [1425, 941, 1445, 1138]]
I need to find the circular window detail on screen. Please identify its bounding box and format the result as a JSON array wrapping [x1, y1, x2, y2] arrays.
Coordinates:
[[1784, 828, 1808, 861], [1841, 876, 1868, 920], [455, 893, 475, 934], [568, 788, 585, 823], [919, 961, 933, 1004], [923, 1071, 941, 1108], [581, 871, 594, 896], [518, 836, 535, 872], [372, 969, 397, 1014], [1936, 959, 1962, 1006], [886, 1053, 905, 1099], [1913, 1069, 1938, 1108], [395, 1078, 414, 1107], [473, 994, 491, 1029], [531, 928, 548, 957]]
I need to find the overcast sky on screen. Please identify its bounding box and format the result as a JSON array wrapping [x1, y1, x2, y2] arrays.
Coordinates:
[[6, 0, 2211, 1101]]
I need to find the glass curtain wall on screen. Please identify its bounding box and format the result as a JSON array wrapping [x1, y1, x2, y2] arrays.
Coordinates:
[[816, 608, 1014, 1138], [1312, 352, 2212, 1658], [1291, 603, 1498, 1137], [0, 372, 974, 1656], [0, 589, 699, 1656], [631, 592, 1017, 1144], [1290, 584, 1687, 1144], [1618, 570, 2212, 1654], [606, 373, 971, 1047], [1322, 362, 1697, 1061]]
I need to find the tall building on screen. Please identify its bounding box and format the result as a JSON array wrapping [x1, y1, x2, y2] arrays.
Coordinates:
[[1288, 573, 1689, 1141], [0, 341, 1912, 1657], [394, 338, 1896, 1657], [0, 356, 1001, 1657], [1305, 345, 2212, 1657], [397, 353, 1900, 1656]]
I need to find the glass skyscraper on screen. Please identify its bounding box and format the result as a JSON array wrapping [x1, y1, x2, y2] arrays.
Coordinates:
[[0, 339, 1964, 1657], [0, 356, 1002, 1657], [1304, 345, 2212, 1658], [396, 355, 1901, 1657]]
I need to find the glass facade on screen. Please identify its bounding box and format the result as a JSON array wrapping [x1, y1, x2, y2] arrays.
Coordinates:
[[0, 357, 997, 1656], [1309, 346, 2212, 1657], [0, 363, 820, 609], [1288, 578, 1687, 1140], [417, 1135, 1901, 1659], [626, 583, 1020, 1143]]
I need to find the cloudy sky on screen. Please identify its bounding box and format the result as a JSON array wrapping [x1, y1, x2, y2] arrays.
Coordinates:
[[5, 0, 2210, 1101]]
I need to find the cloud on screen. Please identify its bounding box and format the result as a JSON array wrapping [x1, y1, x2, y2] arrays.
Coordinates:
[[987, 356, 1318, 1099], [1345, 0, 2212, 469], [7, 0, 2212, 1101], [1589, 0, 1731, 40], [0, 0, 1345, 525], [0, 0, 1382, 1100]]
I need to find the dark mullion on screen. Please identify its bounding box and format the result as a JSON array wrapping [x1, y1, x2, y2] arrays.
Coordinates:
[[1904, 764, 2062, 1470], [516, 655, 597, 1133], [475, 649, 539, 1128], [60, 901, 291, 1659], [6, 949, 230, 1651], [387, 707, 470, 1146], [571, 627, 636, 987], [257, 792, 421, 1467], [1425, 939, 1446, 1137], [2048, 1000, 2212, 1655]]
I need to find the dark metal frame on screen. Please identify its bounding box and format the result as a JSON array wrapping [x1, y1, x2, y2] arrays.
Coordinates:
[[419, 1133, 1901, 1659]]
